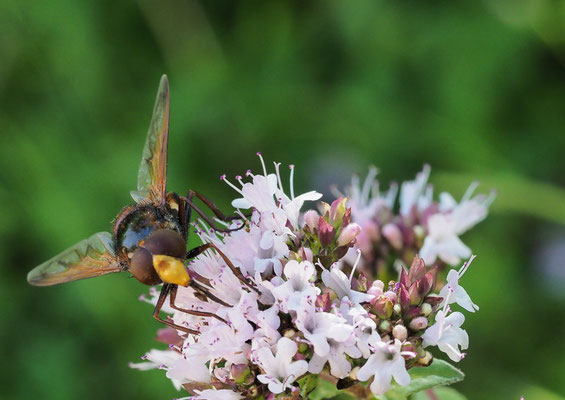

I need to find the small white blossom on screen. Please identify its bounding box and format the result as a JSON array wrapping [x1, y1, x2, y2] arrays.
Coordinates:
[[420, 185, 494, 265], [256, 337, 308, 394], [295, 303, 354, 357], [440, 256, 479, 312], [422, 309, 469, 362], [321, 260, 374, 305], [269, 260, 319, 312], [356, 339, 412, 395]]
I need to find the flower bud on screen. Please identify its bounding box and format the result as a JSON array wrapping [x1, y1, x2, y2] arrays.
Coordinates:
[[337, 223, 361, 246], [367, 280, 384, 297], [283, 329, 296, 338], [329, 197, 348, 226], [303, 210, 319, 230], [382, 223, 403, 250], [392, 324, 408, 341], [409, 316, 428, 331], [318, 217, 335, 247], [393, 304, 402, 315], [231, 364, 252, 384], [298, 247, 314, 263], [418, 351, 433, 366], [379, 320, 391, 332], [372, 296, 393, 319], [421, 303, 432, 316]]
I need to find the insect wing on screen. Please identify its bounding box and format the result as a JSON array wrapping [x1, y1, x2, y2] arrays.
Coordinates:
[[130, 75, 170, 206], [27, 232, 121, 286]]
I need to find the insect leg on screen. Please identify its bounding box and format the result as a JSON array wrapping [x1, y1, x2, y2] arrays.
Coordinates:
[[168, 285, 227, 323], [182, 196, 245, 233], [153, 283, 199, 335], [189, 190, 252, 222], [186, 243, 259, 294]]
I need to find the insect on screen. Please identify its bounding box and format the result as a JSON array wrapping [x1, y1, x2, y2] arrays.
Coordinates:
[[27, 75, 254, 334]]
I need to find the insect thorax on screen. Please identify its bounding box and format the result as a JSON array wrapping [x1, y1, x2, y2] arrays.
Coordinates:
[[113, 204, 182, 257]]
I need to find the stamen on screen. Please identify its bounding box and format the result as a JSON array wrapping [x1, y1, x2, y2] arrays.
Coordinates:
[[257, 152, 267, 176], [361, 166, 378, 203], [385, 182, 399, 207], [246, 169, 253, 177], [349, 249, 362, 283], [221, 176, 244, 196], [458, 255, 476, 278], [273, 162, 284, 193], [462, 181, 479, 202], [330, 184, 344, 198], [289, 164, 295, 200]]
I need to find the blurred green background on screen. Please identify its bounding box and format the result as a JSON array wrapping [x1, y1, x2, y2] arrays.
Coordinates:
[[2, 1, 565, 399]]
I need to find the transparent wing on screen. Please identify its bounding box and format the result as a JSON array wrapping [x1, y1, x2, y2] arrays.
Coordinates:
[[27, 232, 121, 286], [130, 75, 170, 205]]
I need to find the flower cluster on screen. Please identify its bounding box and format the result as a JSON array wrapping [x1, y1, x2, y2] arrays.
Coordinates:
[[335, 165, 495, 280], [130, 155, 489, 399]]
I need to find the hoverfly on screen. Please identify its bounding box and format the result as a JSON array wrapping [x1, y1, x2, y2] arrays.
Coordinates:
[[27, 75, 253, 334]]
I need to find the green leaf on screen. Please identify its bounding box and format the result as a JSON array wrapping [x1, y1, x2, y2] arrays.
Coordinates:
[[378, 360, 465, 400], [307, 379, 356, 400], [298, 374, 319, 398], [411, 387, 468, 400]]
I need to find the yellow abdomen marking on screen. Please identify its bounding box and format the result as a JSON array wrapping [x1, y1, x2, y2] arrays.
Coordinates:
[[152, 255, 190, 287]]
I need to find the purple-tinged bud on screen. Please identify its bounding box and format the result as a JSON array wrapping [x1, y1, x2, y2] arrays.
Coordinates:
[[398, 285, 411, 308], [409, 316, 428, 331], [408, 284, 421, 306], [368, 280, 384, 297], [382, 223, 403, 250], [337, 223, 361, 246], [329, 197, 349, 226], [372, 295, 393, 319], [408, 255, 426, 282], [341, 207, 352, 227], [392, 324, 408, 341], [405, 305, 422, 319], [399, 267, 411, 288], [318, 217, 335, 247], [304, 210, 319, 230], [231, 364, 252, 384]]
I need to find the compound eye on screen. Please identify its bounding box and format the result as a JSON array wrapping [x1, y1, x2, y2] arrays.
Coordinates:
[[130, 247, 162, 286], [142, 229, 186, 259]]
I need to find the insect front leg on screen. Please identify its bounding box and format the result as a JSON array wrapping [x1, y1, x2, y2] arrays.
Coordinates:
[[152, 283, 199, 335]]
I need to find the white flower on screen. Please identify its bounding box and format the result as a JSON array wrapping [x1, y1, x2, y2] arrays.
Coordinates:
[[399, 165, 431, 217], [295, 303, 354, 357], [420, 184, 494, 265], [269, 260, 319, 312], [128, 349, 185, 390], [256, 337, 308, 394], [321, 262, 374, 305], [422, 309, 469, 362], [356, 339, 412, 395], [308, 338, 361, 379], [439, 256, 479, 312]]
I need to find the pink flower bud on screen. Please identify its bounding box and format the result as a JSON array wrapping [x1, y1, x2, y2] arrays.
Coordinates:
[[329, 197, 349, 226], [382, 223, 403, 250], [337, 223, 361, 246], [367, 280, 384, 297], [392, 325, 408, 341], [318, 217, 335, 247], [298, 246, 314, 263], [409, 316, 428, 331], [303, 210, 319, 230]]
